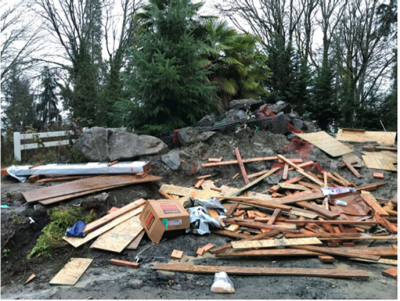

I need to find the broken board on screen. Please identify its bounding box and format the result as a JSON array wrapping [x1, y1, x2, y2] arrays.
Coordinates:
[[63, 206, 144, 248], [152, 263, 369, 279], [125, 230, 145, 250], [336, 129, 396, 145], [90, 216, 143, 252], [49, 258, 92, 286], [231, 237, 322, 250], [362, 151, 397, 171], [296, 131, 353, 157]]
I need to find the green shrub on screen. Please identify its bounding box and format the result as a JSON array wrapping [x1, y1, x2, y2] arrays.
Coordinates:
[[27, 206, 86, 259]]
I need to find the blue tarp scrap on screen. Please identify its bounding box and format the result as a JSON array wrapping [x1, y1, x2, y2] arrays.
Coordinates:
[[65, 221, 87, 237]]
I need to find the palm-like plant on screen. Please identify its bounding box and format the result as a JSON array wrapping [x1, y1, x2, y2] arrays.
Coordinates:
[[202, 20, 270, 109]]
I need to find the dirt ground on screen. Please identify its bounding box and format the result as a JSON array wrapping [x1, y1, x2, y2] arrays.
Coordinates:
[[1, 128, 398, 299]]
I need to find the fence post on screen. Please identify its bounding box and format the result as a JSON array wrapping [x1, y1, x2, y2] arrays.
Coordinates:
[[13, 132, 21, 161]]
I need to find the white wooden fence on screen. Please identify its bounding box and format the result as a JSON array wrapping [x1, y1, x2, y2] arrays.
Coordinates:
[[13, 131, 76, 161]]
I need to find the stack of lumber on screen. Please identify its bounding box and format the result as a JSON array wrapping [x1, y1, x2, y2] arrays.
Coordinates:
[[63, 199, 146, 251], [22, 174, 162, 205], [194, 153, 397, 265]]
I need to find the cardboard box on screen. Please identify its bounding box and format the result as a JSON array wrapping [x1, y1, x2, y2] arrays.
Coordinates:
[[140, 199, 190, 243]]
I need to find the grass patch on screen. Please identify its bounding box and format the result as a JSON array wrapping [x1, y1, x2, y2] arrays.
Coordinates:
[[27, 206, 96, 259]]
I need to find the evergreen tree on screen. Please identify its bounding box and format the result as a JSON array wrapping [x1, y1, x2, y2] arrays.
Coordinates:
[[36, 67, 60, 129], [1, 66, 37, 131], [119, 0, 220, 135], [263, 37, 297, 104]]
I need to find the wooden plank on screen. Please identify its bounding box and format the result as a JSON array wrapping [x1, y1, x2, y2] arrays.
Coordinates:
[[36, 176, 92, 183], [152, 263, 369, 279], [201, 243, 214, 253], [110, 259, 139, 269], [298, 181, 322, 190], [235, 147, 249, 184], [215, 197, 291, 210], [171, 250, 184, 259], [39, 184, 124, 205], [291, 246, 380, 261], [159, 184, 196, 196], [343, 159, 362, 178], [225, 203, 238, 217], [218, 167, 280, 201], [319, 236, 397, 241], [158, 190, 174, 199], [278, 158, 303, 164], [296, 201, 339, 219], [211, 187, 222, 192], [209, 230, 279, 254], [194, 179, 205, 189], [267, 209, 281, 225], [296, 131, 353, 157], [211, 230, 250, 239], [226, 224, 240, 232], [332, 172, 350, 186], [361, 194, 389, 216], [323, 172, 328, 187], [24, 175, 162, 203], [282, 164, 289, 180], [356, 182, 387, 191], [63, 205, 144, 248], [382, 267, 397, 279], [202, 156, 278, 167], [289, 208, 319, 219], [90, 216, 143, 252], [350, 258, 397, 265], [284, 220, 378, 225], [232, 173, 240, 179], [49, 258, 93, 286], [224, 219, 300, 234], [125, 230, 145, 250], [108, 161, 118, 166], [208, 157, 223, 162], [274, 192, 325, 205], [373, 213, 397, 234], [83, 199, 146, 234], [288, 161, 315, 171], [231, 237, 322, 250], [278, 183, 308, 191], [248, 170, 270, 179], [196, 175, 212, 179]]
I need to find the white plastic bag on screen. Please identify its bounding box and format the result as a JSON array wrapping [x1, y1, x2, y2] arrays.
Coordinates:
[[211, 272, 235, 294]]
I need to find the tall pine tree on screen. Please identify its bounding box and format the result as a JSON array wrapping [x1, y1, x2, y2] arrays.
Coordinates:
[[119, 0, 220, 135]]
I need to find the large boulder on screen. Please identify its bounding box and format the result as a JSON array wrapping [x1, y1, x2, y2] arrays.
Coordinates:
[[178, 128, 216, 146], [108, 132, 168, 161], [268, 101, 292, 114], [267, 113, 290, 134], [72, 127, 112, 162], [222, 109, 247, 122], [162, 150, 181, 171], [292, 118, 305, 130], [303, 121, 319, 133], [228, 98, 264, 111]]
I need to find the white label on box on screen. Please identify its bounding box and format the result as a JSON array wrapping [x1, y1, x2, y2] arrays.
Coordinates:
[[168, 219, 182, 226]]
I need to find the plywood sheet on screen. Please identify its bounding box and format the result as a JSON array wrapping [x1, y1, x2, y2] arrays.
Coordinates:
[[126, 230, 145, 250], [63, 206, 143, 248], [336, 129, 396, 144], [231, 237, 322, 250], [201, 180, 216, 190], [296, 132, 353, 157], [49, 258, 92, 286], [362, 151, 397, 171], [90, 216, 143, 252]]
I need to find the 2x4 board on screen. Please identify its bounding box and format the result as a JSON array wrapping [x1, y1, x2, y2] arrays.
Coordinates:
[[296, 131, 353, 157]]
